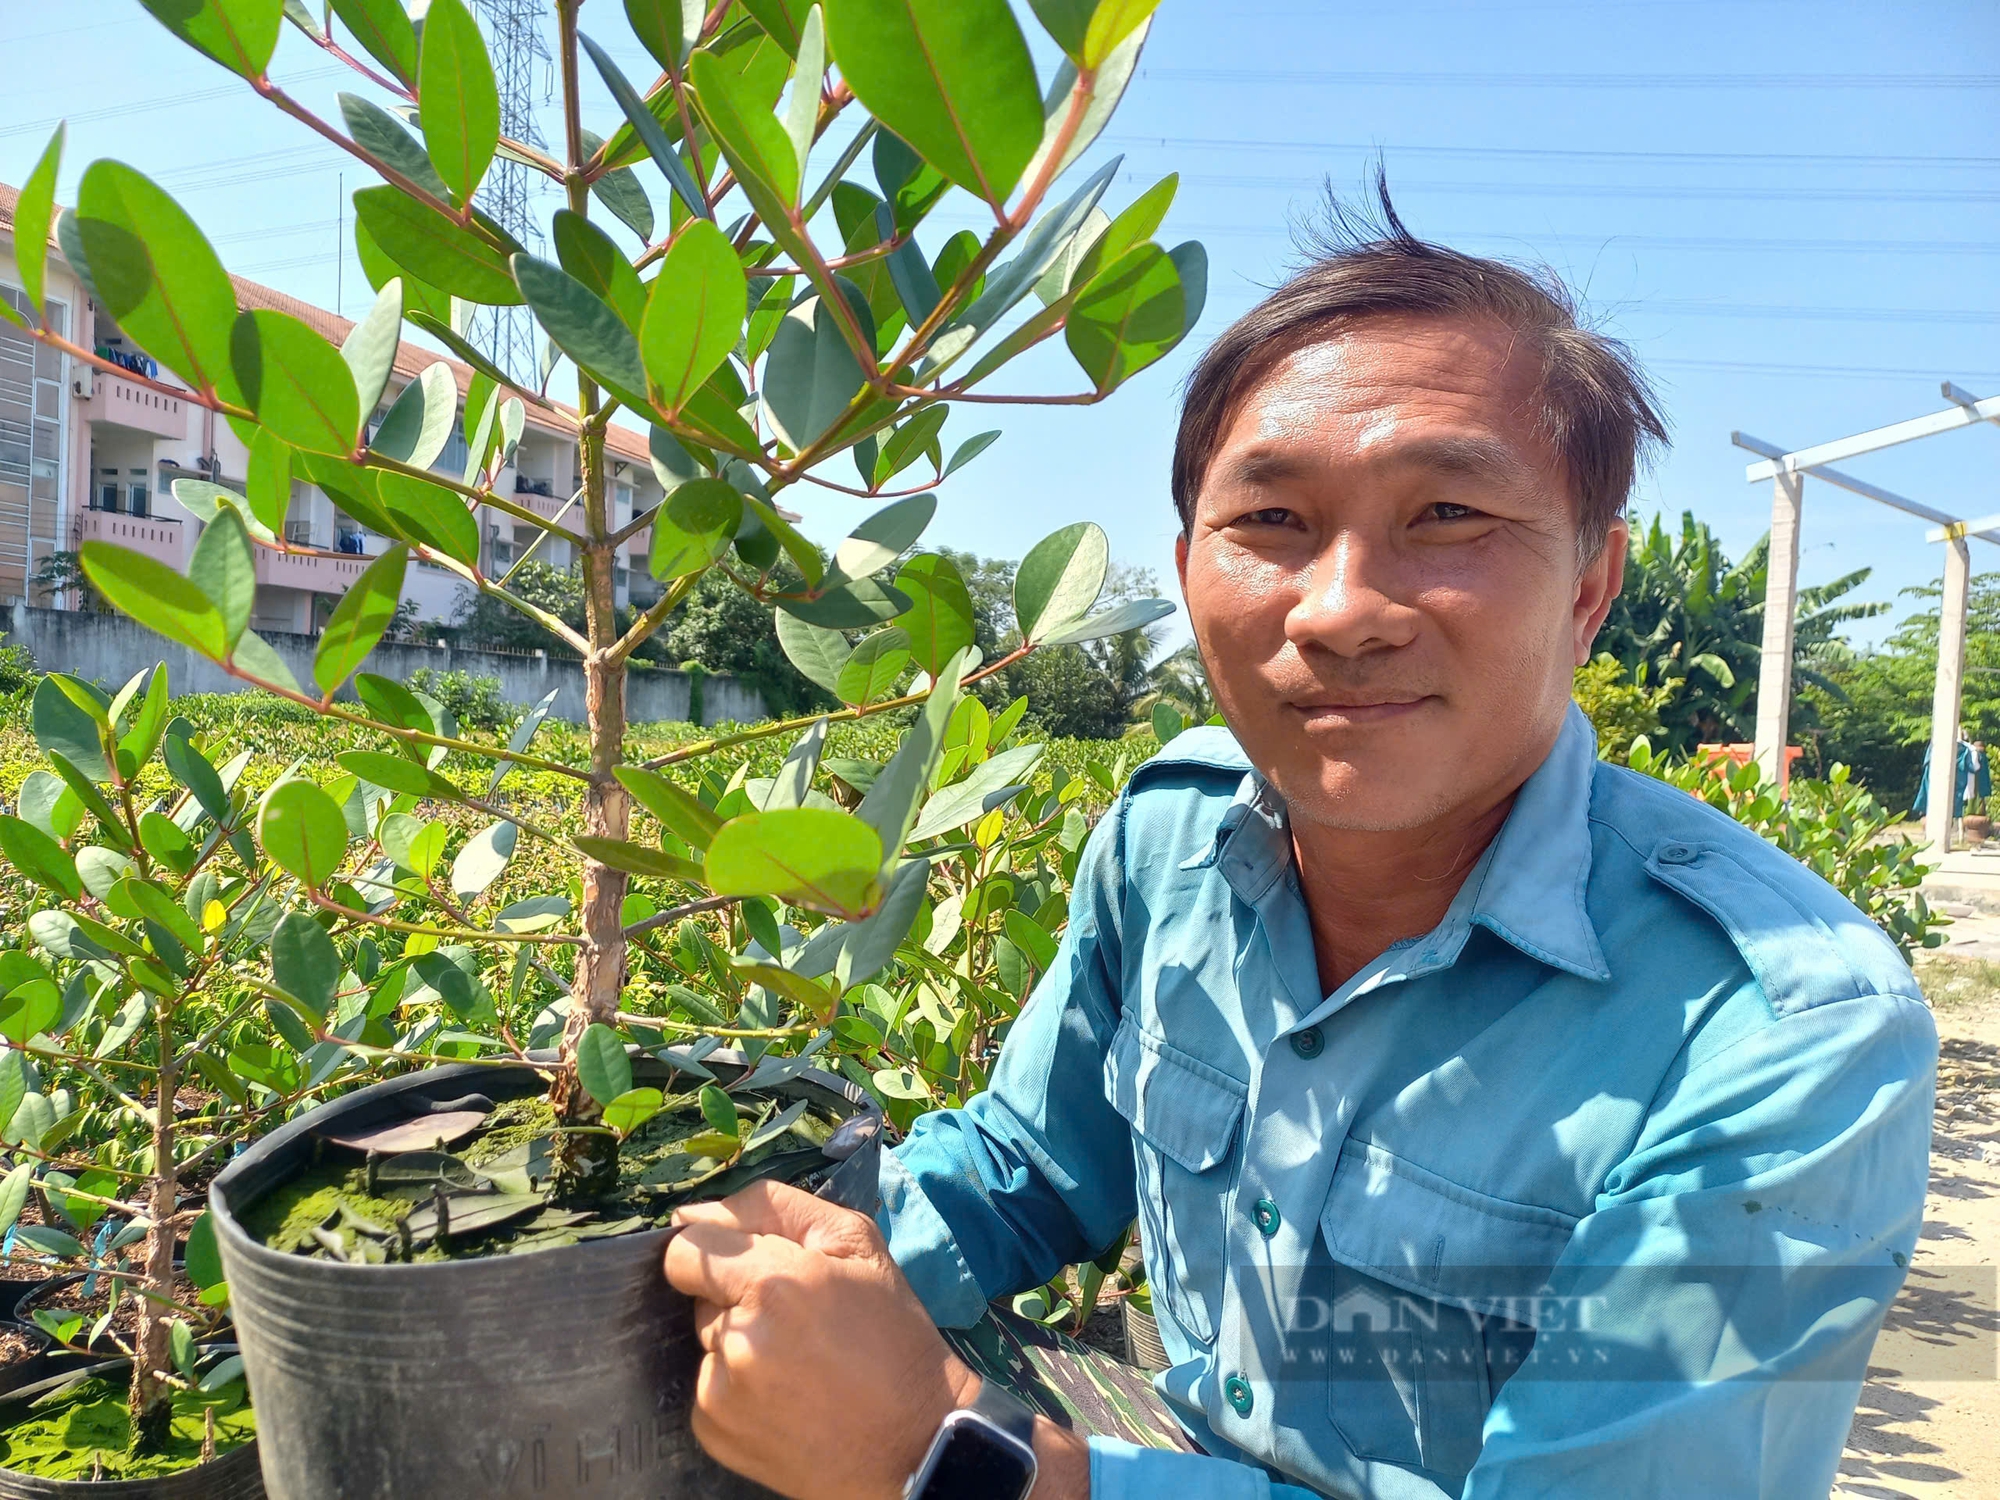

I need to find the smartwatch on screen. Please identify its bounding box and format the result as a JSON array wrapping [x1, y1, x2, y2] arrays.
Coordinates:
[[902, 1379, 1039, 1500]]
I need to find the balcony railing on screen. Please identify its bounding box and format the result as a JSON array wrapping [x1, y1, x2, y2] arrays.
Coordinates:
[[74, 508, 188, 569]]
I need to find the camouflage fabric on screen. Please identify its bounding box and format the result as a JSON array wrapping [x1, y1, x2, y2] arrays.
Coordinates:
[[943, 1306, 1198, 1453]]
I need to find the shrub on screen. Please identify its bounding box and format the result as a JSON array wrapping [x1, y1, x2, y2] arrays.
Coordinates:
[[407, 669, 517, 733]]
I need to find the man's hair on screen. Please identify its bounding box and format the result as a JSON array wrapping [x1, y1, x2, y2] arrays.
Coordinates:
[[1170, 172, 1668, 559]]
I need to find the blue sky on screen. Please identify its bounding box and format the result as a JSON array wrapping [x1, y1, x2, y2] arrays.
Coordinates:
[[7, 0, 1996, 651]]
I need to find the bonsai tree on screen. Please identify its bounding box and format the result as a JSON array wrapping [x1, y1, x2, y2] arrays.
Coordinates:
[[8, 0, 1199, 1378]]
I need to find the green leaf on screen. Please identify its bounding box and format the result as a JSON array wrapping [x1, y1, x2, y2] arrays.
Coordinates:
[[271, 910, 340, 1019], [690, 46, 801, 219], [418, 0, 500, 208], [329, 0, 418, 85], [870, 1065, 931, 1101], [1025, 0, 1093, 55], [511, 254, 651, 411], [588, 149, 656, 243], [19, 771, 83, 843], [822, 0, 1044, 206], [353, 186, 522, 305], [342, 277, 403, 416], [258, 780, 351, 888], [573, 837, 705, 883], [576, 1022, 633, 1107], [615, 767, 723, 852], [340, 92, 450, 201], [776, 577, 912, 630], [553, 209, 648, 333], [857, 648, 966, 853], [874, 404, 948, 484], [648, 477, 744, 582], [188, 505, 255, 652], [314, 545, 408, 695], [782, 6, 827, 184], [1038, 595, 1173, 645], [0, 1164, 32, 1238], [1065, 242, 1187, 394], [1023, 23, 1148, 189], [705, 808, 884, 916], [762, 295, 866, 453], [31, 677, 108, 782], [184, 1210, 226, 1288], [1079, 0, 1159, 65], [944, 429, 1000, 477], [947, 157, 1118, 344], [73, 161, 242, 402], [138, 0, 282, 78], [14, 126, 63, 317], [380, 813, 445, 876], [893, 552, 976, 676], [908, 741, 1043, 841], [0, 984, 61, 1047], [699, 1082, 738, 1136], [0, 817, 80, 901], [1071, 173, 1176, 292], [110, 875, 206, 955], [640, 220, 748, 415], [835, 628, 911, 706], [603, 1086, 665, 1137], [1014, 520, 1108, 642], [774, 612, 852, 697], [378, 471, 480, 566], [339, 751, 456, 799], [231, 308, 363, 456], [450, 821, 517, 901], [80, 543, 228, 660], [626, 0, 704, 69], [245, 428, 292, 536], [831, 494, 935, 584], [579, 32, 711, 221]]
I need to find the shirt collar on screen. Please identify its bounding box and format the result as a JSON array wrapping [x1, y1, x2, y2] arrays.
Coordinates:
[[1190, 702, 1611, 984]]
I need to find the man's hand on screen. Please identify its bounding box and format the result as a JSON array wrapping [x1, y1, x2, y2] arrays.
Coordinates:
[[663, 1179, 980, 1500]]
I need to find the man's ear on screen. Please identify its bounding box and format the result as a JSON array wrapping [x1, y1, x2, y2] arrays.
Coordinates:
[[1573, 518, 1628, 666], [1174, 529, 1190, 598]]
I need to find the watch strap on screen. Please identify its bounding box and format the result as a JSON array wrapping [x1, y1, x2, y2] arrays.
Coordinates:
[[969, 1379, 1037, 1453]]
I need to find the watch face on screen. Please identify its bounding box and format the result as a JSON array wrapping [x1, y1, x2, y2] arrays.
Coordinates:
[[921, 1418, 1036, 1500]]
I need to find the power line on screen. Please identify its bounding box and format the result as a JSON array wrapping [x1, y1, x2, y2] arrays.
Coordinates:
[[1179, 172, 2000, 204], [0, 65, 346, 139], [1144, 66, 2000, 90], [1104, 134, 2000, 171]]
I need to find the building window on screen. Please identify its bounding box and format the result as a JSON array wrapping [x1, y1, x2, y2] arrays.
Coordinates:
[[0, 287, 66, 594]]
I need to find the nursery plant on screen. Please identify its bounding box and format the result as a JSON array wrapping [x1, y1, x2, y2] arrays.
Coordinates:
[[0, 666, 345, 1481], [6, 0, 1202, 1491]]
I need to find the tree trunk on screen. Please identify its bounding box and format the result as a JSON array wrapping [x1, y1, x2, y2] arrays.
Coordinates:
[[547, 413, 629, 1197], [129, 1054, 176, 1453]]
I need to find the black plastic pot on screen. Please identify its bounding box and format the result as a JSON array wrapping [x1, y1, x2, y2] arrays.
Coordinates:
[[211, 1054, 882, 1500], [0, 1324, 51, 1399], [0, 1353, 264, 1499]]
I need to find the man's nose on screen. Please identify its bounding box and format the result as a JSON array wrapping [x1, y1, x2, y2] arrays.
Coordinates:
[[1284, 532, 1421, 657]]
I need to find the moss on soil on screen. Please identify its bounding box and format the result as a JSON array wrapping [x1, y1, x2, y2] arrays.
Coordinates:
[[0, 1373, 255, 1480], [238, 1166, 422, 1257]]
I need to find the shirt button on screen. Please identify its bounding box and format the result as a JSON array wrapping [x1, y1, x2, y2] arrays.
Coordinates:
[[1657, 841, 1697, 865], [1290, 1026, 1323, 1060], [1224, 1374, 1254, 1416], [1251, 1197, 1281, 1237]]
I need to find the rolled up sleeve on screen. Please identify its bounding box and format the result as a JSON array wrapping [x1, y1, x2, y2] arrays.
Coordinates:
[[1465, 991, 1937, 1499]]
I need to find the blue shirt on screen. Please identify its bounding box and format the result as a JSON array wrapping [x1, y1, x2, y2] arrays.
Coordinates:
[[880, 706, 1936, 1500]]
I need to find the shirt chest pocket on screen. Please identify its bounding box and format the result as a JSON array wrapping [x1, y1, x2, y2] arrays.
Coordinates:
[[1317, 1140, 1579, 1487], [1103, 1018, 1247, 1346]]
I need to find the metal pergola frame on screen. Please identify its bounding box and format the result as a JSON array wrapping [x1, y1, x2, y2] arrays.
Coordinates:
[[1733, 382, 1999, 853]]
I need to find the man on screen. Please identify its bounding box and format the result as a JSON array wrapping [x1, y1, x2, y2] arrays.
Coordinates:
[[665, 195, 1937, 1500]]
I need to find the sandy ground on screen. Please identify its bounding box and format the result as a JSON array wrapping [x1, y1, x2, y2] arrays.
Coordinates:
[[1836, 937, 2000, 1499]]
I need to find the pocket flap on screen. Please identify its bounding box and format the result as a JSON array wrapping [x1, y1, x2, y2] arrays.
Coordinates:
[[1320, 1140, 1579, 1314], [1103, 1019, 1247, 1173]]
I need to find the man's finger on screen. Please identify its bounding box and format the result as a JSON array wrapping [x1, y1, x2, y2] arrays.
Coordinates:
[[670, 1177, 879, 1257], [664, 1221, 794, 1306], [691, 1296, 728, 1353]]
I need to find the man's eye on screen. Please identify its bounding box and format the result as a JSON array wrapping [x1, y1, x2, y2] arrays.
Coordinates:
[[1428, 502, 1479, 523], [1233, 507, 1295, 528]]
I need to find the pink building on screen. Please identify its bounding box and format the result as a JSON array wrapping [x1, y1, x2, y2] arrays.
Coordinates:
[[0, 182, 662, 634]]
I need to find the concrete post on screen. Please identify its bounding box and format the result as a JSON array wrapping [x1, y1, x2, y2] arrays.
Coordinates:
[[1925, 533, 1973, 854], [1754, 471, 1805, 783]]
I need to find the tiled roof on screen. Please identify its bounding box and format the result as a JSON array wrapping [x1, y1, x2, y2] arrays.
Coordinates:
[[1, 181, 652, 466]]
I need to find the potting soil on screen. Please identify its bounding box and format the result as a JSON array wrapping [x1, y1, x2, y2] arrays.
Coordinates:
[[242, 1091, 842, 1264]]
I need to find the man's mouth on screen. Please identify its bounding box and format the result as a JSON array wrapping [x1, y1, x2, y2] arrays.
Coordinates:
[[1284, 695, 1433, 727]]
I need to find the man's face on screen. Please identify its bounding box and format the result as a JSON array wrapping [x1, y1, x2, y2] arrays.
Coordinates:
[[1175, 314, 1626, 833]]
